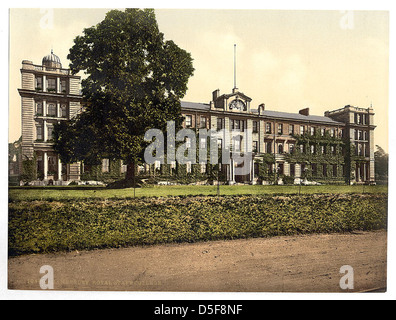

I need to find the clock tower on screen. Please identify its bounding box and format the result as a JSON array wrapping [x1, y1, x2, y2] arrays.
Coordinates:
[[210, 88, 252, 113]]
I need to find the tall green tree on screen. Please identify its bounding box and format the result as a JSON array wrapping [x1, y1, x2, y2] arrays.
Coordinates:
[[54, 9, 194, 181], [374, 145, 388, 183]]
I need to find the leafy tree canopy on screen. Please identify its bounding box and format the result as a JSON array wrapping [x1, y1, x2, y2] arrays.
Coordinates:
[[54, 9, 194, 174]]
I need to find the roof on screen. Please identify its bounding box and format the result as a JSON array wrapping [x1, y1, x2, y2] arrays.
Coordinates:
[[42, 50, 62, 68], [181, 101, 210, 111], [180, 101, 344, 125], [260, 110, 343, 125]]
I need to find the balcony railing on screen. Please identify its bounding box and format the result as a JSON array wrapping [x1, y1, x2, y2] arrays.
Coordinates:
[[33, 64, 70, 75]]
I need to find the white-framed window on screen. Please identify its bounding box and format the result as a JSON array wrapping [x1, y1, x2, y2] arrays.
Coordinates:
[[200, 116, 207, 128], [265, 122, 272, 134], [47, 125, 54, 140], [47, 78, 56, 91], [47, 103, 57, 117], [36, 125, 43, 141], [35, 76, 43, 90], [61, 104, 68, 118], [60, 79, 67, 93], [300, 125, 305, 135], [185, 115, 192, 127], [36, 102, 43, 115]]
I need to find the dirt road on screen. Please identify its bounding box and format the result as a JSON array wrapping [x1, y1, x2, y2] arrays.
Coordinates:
[[8, 230, 387, 293]]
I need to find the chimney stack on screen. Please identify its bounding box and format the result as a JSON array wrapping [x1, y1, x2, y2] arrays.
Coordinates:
[[299, 108, 310, 116], [258, 103, 265, 115], [212, 89, 220, 101]]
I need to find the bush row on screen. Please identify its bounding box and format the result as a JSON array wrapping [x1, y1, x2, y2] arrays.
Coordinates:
[[8, 194, 388, 256]]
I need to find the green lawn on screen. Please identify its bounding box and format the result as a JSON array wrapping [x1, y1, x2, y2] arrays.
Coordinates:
[[9, 184, 388, 201]]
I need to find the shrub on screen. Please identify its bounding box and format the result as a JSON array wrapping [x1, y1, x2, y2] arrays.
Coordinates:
[[8, 194, 388, 256]]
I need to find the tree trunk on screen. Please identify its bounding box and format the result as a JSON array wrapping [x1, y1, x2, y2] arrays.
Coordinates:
[[126, 162, 136, 181]]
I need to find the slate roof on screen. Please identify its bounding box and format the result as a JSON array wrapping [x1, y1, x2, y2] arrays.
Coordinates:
[[181, 101, 210, 111], [180, 101, 343, 125], [259, 110, 343, 125]]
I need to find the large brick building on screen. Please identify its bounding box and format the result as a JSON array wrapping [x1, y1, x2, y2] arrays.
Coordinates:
[[180, 86, 376, 184], [16, 52, 376, 185]]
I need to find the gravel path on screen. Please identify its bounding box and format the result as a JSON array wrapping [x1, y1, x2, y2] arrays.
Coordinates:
[[8, 230, 387, 293]]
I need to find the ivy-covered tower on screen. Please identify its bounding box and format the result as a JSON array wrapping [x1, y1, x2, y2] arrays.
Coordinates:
[[325, 105, 376, 184]]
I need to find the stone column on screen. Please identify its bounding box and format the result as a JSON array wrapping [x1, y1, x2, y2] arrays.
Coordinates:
[[58, 158, 62, 181], [43, 119, 47, 142], [43, 151, 48, 180], [43, 75, 47, 92]]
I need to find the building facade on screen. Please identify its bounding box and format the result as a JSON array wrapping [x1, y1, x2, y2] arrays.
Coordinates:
[[16, 52, 376, 185], [18, 51, 83, 184], [180, 87, 376, 184]]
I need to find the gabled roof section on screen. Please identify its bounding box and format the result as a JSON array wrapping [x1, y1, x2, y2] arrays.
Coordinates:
[[219, 91, 252, 102]]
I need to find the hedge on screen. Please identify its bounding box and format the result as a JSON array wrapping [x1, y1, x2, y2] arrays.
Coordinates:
[[8, 194, 388, 256]]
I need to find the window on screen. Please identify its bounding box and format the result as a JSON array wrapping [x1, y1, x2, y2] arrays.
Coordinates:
[[47, 103, 57, 117], [36, 125, 43, 140], [47, 78, 56, 91], [300, 125, 305, 135], [253, 121, 258, 133], [200, 116, 207, 128], [289, 125, 294, 135], [217, 118, 223, 130], [321, 145, 325, 154], [265, 122, 272, 134], [253, 141, 258, 152], [36, 102, 43, 115], [60, 79, 67, 93], [102, 159, 110, 173], [364, 131, 369, 141], [186, 137, 191, 148], [330, 128, 335, 137], [233, 136, 241, 152], [185, 115, 192, 127], [200, 138, 206, 149], [331, 145, 336, 155], [311, 145, 315, 154], [321, 128, 326, 136], [278, 123, 283, 135], [47, 125, 54, 140], [61, 104, 68, 118], [300, 144, 305, 153], [35, 77, 43, 90], [310, 127, 315, 136], [289, 144, 295, 154], [234, 120, 240, 130], [266, 141, 272, 154], [278, 144, 284, 154]]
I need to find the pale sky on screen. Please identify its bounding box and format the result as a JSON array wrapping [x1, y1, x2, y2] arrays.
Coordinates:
[[8, 8, 389, 151]]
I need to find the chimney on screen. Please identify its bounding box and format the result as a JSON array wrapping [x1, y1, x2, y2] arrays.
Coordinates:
[[299, 108, 310, 116], [212, 89, 220, 101], [258, 103, 265, 115]]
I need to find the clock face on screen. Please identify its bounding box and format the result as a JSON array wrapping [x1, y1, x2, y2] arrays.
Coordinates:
[[229, 99, 246, 111]]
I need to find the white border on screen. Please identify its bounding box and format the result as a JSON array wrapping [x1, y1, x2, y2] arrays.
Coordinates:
[[1, 0, 395, 301]]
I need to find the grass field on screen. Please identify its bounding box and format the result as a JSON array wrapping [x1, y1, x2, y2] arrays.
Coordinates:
[[8, 184, 388, 201]]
